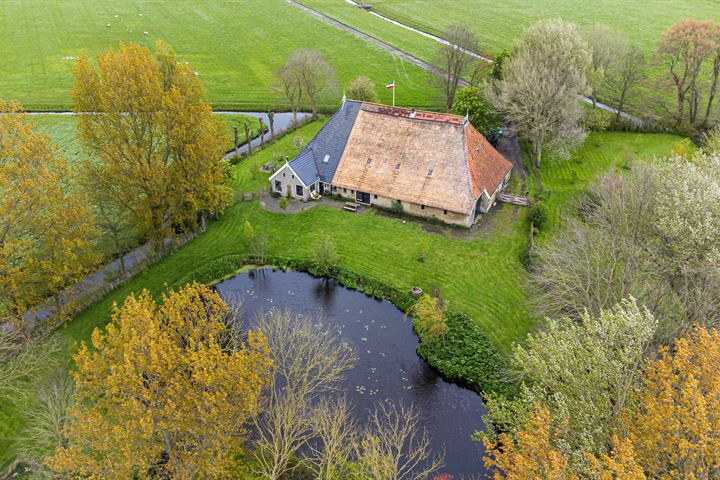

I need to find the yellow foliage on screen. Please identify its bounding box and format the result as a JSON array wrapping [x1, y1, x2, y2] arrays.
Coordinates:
[[586, 436, 646, 480], [46, 283, 272, 479], [628, 325, 720, 479], [0, 100, 98, 328], [483, 406, 578, 479], [72, 41, 230, 249], [411, 294, 448, 341]]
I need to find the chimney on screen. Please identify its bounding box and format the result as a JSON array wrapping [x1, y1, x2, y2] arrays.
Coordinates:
[[285, 156, 289, 163], [409, 108, 416, 119]]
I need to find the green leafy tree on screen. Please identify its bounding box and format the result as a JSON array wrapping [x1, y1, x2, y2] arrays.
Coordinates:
[[312, 234, 339, 277], [346, 75, 378, 103], [451, 86, 501, 134]]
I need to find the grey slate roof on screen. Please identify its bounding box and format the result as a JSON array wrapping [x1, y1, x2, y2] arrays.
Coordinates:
[[288, 100, 361, 185]]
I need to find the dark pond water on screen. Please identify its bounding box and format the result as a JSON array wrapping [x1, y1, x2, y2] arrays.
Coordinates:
[[215, 268, 489, 478]]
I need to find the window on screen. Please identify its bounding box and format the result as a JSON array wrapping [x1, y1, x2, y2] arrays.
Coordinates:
[[374, 194, 377, 199], [427, 168, 433, 177], [296, 185, 303, 196], [274, 180, 282, 192], [343, 188, 347, 193], [323, 154, 330, 163], [351, 190, 354, 194], [395, 163, 401, 170], [309, 183, 315, 192], [356, 191, 371, 204], [367, 158, 372, 165], [421, 205, 425, 210], [443, 209, 448, 215], [283, 172, 286, 177], [291, 174, 295, 179]]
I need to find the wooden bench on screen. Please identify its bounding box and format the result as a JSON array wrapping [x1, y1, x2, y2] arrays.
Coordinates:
[[343, 202, 359, 212]]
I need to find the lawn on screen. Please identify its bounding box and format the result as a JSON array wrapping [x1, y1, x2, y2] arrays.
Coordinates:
[[0, 118, 683, 468], [31, 113, 272, 164], [0, 0, 437, 111]]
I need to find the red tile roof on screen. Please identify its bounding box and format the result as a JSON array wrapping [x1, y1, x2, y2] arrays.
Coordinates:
[[465, 125, 513, 197]]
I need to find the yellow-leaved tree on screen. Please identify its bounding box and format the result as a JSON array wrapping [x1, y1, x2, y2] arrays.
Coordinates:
[[483, 406, 578, 480], [46, 283, 272, 479], [0, 100, 97, 329], [72, 41, 230, 251], [628, 325, 720, 479]]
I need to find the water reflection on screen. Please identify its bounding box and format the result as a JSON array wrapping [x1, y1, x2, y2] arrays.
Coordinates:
[[215, 268, 489, 478]]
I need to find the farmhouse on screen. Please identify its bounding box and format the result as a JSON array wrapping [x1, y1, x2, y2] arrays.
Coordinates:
[[269, 99, 513, 227]]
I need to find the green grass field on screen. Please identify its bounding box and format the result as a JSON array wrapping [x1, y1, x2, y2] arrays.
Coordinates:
[[0, 118, 683, 467], [301, 0, 719, 117], [31, 113, 269, 164], [0, 0, 436, 111]]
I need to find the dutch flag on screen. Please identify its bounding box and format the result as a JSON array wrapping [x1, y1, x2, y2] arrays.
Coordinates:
[[386, 81, 395, 89]]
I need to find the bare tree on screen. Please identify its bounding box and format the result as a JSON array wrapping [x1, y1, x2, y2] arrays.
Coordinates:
[[657, 19, 716, 125], [435, 24, 479, 112], [582, 24, 627, 108], [606, 43, 646, 126], [276, 57, 304, 129], [295, 50, 337, 118], [307, 396, 358, 480], [702, 24, 720, 128], [252, 309, 356, 480], [354, 402, 443, 480], [489, 19, 591, 168]]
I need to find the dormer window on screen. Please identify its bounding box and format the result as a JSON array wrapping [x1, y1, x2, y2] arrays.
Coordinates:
[[427, 168, 433, 177], [323, 154, 330, 163], [367, 158, 372, 165], [395, 163, 401, 170]]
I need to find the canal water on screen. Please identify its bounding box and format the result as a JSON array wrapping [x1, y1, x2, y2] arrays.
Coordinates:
[[215, 268, 489, 478]]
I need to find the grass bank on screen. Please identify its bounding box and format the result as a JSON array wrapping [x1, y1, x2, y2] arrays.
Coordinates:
[[0, 119, 683, 468]]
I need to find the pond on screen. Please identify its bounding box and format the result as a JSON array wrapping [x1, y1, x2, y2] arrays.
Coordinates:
[[215, 268, 490, 478]]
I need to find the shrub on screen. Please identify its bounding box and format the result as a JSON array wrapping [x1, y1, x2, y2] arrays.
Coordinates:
[[390, 200, 403, 214], [411, 294, 448, 342], [529, 203, 548, 230], [278, 197, 288, 209], [311, 233, 339, 277], [346, 75, 378, 103], [416, 311, 512, 396]]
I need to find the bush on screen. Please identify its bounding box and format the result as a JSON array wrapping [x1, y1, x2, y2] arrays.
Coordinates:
[[278, 197, 288, 209], [346, 75, 378, 103], [416, 311, 513, 397], [529, 203, 548, 230], [389, 200, 403, 214]]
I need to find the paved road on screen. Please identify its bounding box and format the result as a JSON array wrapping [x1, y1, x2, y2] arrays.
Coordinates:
[[222, 111, 312, 158], [294, 0, 643, 126]]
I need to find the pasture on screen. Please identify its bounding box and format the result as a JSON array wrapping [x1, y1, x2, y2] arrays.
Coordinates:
[[0, 0, 436, 111]]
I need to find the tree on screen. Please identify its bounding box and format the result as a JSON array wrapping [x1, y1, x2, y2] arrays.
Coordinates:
[[252, 309, 356, 480], [483, 407, 577, 480], [435, 24, 479, 112], [307, 396, 358, 480], [657, 19, 716, 126], [72, 41, 230, 251], [628, 325, 720, 479], [485, 299, 656, 459], [47, 283, 272, 479], [346, 75, 378, 102], [450, 86, 501, 133], [312, 233, 340, 277], [410, 294, 448, 342], [606, 43, 646, 126], [585, 436, 646, 480], [353, 402, 443, 480], [489, 19, 591, 168], [702, 23, 720, 128], [582, 24, 626, 107], [277, 50, 337, 119], [0, 101, 98, 330]]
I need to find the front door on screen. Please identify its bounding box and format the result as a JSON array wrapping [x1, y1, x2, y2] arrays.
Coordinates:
[[356, 191, 371, 205]]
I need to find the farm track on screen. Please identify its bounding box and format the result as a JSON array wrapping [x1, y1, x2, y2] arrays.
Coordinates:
[[292, 0, 643, 125]]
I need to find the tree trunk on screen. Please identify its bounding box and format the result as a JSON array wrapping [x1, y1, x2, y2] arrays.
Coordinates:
[[676, 92, 686, 126], [258, 118, 265, 147], [243, 122, 252, 155], [702, 55, 720, 128], [292, 109, 298, 130], [268, 111, 275, 139], [534, 140, 543, 169]]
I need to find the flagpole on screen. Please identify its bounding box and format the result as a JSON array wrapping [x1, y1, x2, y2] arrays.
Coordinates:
[[393, 81, 395, 107]]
